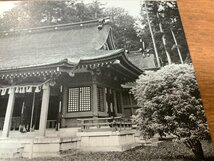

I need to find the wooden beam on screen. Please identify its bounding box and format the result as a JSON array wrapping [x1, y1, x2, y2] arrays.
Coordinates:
[[110, 65, 136, 82]]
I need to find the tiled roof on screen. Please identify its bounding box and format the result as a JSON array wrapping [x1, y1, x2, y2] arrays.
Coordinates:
[[0, 19, 120, 70], [126, 52, 156, 70]]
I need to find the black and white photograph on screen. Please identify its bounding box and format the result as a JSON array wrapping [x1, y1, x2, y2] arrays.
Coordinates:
[[0, 0, 213, 160]]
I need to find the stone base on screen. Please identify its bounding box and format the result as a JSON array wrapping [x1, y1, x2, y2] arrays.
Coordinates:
[[77, 130, 137, 151], [0, 136, 80, 159], [22, 137, 80, 158], [0, 129, 139, 158], [0, 138, 30, 159]]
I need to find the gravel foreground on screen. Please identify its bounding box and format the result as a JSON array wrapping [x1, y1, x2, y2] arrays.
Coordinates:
[[2, 141, 214, 161]]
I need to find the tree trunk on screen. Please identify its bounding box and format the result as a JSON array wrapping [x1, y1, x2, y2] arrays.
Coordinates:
[[184, 138, 204, 161]]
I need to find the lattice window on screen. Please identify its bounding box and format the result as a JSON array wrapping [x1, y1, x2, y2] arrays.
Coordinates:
[[68, 87, 91, 112], [79, 87, 91, 111], [97, 87, 105, 112]]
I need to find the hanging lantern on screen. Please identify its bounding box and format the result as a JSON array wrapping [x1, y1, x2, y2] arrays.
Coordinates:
[[8, 87, 12, 94], [19, 87, 22, 93], [21, 87, 26, 93], [35, 86, 41, 93], [15, 87, 19, 93], [1, 88, 7, 95], [26, 86, 32, 93], [97, 24, 103, 30]]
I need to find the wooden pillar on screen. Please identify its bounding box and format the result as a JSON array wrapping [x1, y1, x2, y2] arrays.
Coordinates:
[[61, 86, 68, 127], [113, 90, 118, 114], [56, 85, 63, 131], [92, 83, 98, 117], [103, 87, 107, 112], [129, 94, 134, 116], [30, 92, 36, 132], [38, 84, 50, 137], [2, 88, 15, 138], [91, 71, 98, 117], [120, 91, 125, 116]]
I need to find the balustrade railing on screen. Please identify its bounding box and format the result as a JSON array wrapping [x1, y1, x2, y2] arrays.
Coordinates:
[[0, 117, 56, 131], [46, 120, 57, 129], [0, 117, 21, 130], [77, 116, 132, 132]]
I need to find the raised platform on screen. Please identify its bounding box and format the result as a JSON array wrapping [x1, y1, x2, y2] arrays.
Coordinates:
[[0, 136, 80, 159], [77, 130, 138, 151], [0, 128, 140, 158], [0, 128, 80, 159], [23, 137, 80, 158]]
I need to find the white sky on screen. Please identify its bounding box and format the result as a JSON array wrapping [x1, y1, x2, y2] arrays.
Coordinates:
[[85, 0, 142, 17], [0, 0, 142, 17], [0, 1, 17, 15]]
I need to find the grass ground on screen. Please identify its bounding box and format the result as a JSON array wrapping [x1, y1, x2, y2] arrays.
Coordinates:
[[4, 140, 214, 161]]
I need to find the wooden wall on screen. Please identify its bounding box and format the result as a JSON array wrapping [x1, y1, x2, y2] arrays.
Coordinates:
[[177, 0, 214, 142]]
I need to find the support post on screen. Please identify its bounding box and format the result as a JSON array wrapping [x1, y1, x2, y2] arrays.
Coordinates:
[[61, 86, 68, 127], [38, 84, 50, 137], [129, 94, 134, 116], [2, 88, 15, 138], [91, 72, 98, 117], [103, 87, 107, 112], [56, 85, 63, 131], [92, 83, 98, 117], [120, 91, 124, 116], [30, 92, 36, 132], [113, 90, 118, 114], [104, 88, 108, 112]]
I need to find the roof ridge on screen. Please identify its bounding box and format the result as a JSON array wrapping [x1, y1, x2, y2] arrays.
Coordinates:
[[0, 17, 110, 35]]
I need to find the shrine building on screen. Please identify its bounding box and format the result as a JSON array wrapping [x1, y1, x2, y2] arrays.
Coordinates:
[[0, 17, 148, 138], [0, 17, 162, 158]]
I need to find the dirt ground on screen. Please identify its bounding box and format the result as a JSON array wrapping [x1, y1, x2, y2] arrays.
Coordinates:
[[3, 141, 214, 161]]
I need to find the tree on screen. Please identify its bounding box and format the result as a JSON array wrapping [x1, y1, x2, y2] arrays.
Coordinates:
[[104, 7, 141, 50], [135, 1, 190, 65], [0, 1, 103, 29], [132, 64, 210, 160]]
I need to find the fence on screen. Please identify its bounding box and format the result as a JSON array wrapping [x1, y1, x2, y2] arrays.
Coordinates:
[[77, 116, 132, 132]]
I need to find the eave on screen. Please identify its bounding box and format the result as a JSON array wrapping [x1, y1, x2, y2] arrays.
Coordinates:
[[78, 49, 123, 65], [0, 60, 76, 74], [77, 49, 143, 81]]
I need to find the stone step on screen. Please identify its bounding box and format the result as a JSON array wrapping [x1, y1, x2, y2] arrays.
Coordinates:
[[0, 146, 24, 159], [134, 135, 163, 147], [143, 141, 163, 147], [149, 137, 159, 142], [0, 152, 22, 159]]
